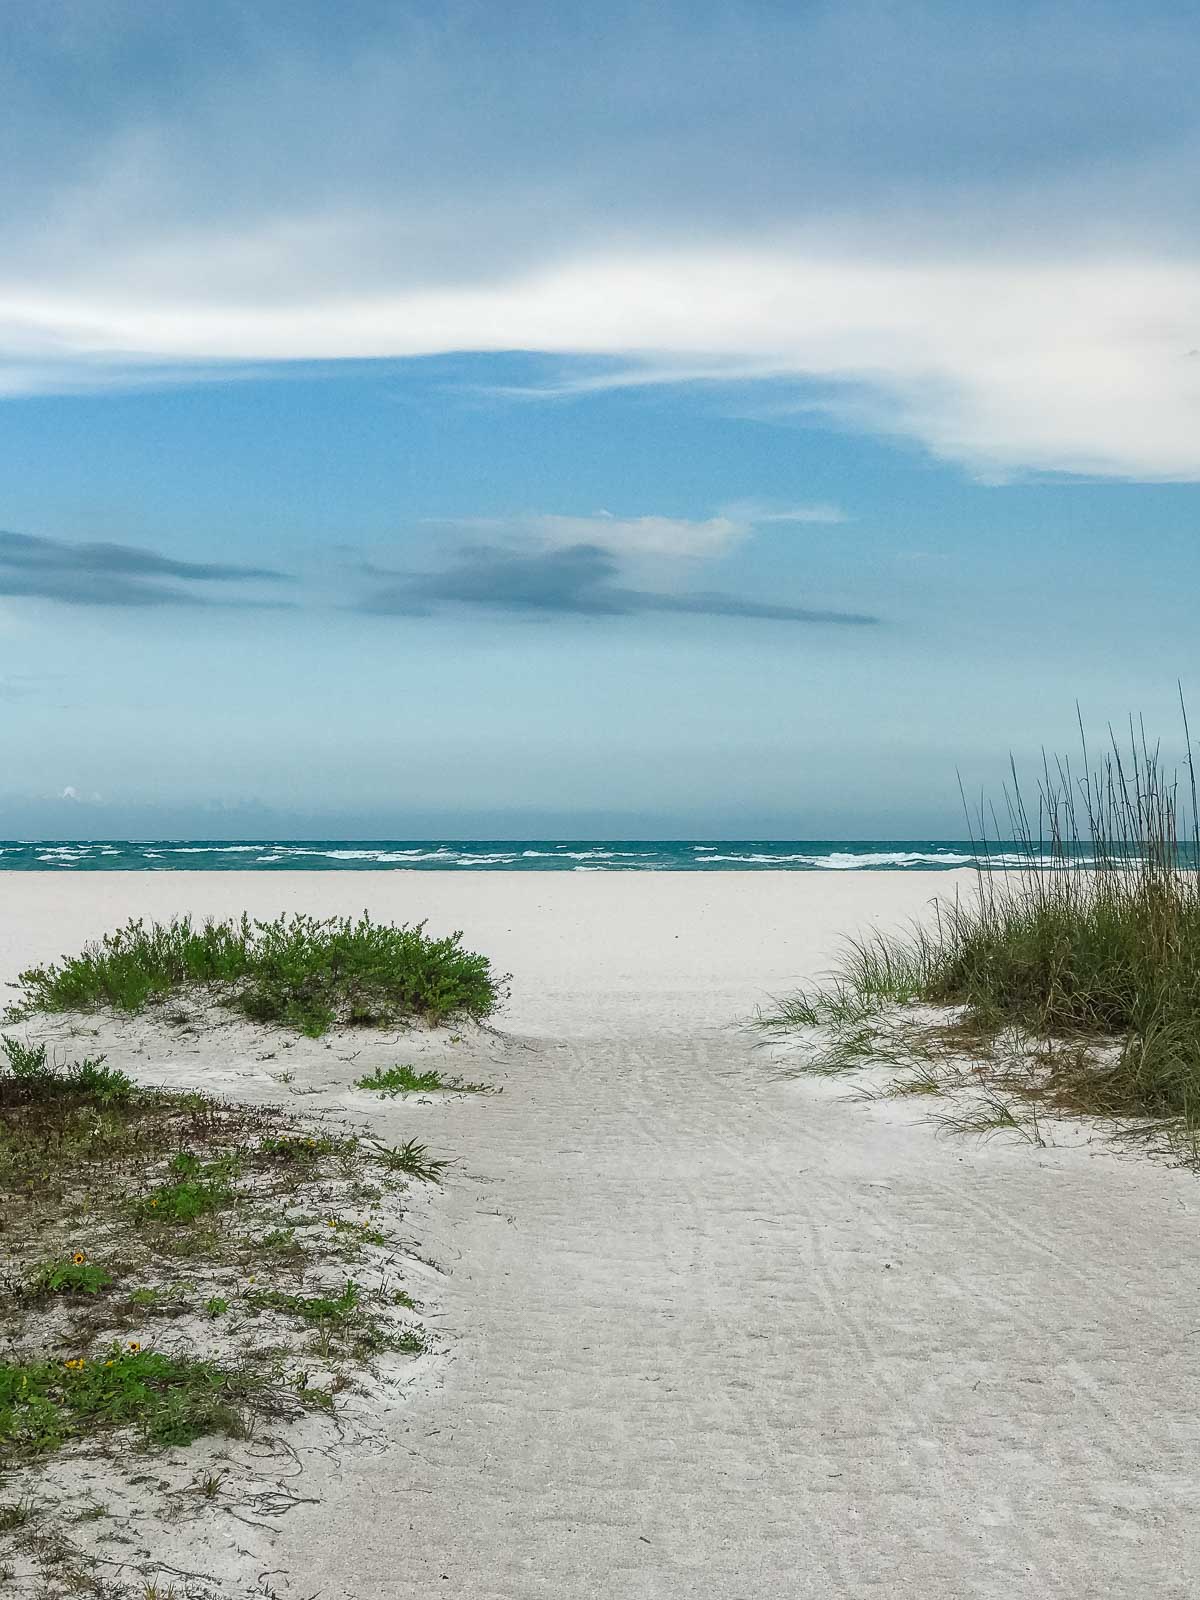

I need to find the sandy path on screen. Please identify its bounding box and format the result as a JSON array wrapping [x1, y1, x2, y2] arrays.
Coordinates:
[[5, 873, 1200, 1596], [271, 1032, 1200, 1598]]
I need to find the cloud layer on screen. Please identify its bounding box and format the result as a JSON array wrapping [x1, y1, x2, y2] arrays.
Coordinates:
[[0, 531, 289, 606], [2, 3, 1199, 477]]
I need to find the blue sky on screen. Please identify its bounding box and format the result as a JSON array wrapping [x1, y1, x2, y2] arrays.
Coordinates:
[[2, 1, 1199, 837]]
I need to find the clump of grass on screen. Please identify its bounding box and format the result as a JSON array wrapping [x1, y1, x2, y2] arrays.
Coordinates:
[[246, 1279, 361, 1326], [0, 1498, 36, 1532], [0, 1345, 269, 1458], [370, 1137, 451, 1183], [12, 912, 503, 1036], [356, 1064, 489, 1096], [246, 1279, 416, 1360], [771, 705, 1200, 1154]]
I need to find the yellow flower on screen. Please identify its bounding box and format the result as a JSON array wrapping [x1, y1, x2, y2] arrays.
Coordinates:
[[150, 1198, 159, 1208], [64, 1358, 85, 1371], [104, 1360, 114, 1368], [127, 1340, 141, 1353], [72, 1251, 87, 1266]]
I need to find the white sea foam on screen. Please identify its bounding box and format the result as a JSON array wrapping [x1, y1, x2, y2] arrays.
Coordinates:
[[520, 849, 626, 860], [163, 845, 263, 854]]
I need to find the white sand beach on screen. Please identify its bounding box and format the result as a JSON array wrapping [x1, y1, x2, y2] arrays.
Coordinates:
[[4, 870, 1200, 1598]]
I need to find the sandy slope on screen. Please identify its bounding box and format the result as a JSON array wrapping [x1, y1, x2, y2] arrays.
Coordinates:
[[4, 872, 1200, 1598]]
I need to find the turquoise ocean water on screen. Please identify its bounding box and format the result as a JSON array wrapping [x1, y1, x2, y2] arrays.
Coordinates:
[[0, 841, 1033, 872]]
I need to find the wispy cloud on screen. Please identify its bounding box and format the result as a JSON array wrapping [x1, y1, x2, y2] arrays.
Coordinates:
[[358, 542, 876, 625], [719, 501, 848, 528], [423, 511, 751, 562], [0, 530, 291, 607]]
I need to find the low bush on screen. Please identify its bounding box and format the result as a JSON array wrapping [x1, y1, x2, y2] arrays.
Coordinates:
[[12, 912, 502, 1036]]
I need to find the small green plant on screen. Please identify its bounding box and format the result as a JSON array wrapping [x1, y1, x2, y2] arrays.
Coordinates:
[[356, 1064, 489, 1096], [204, 1297, 229, 1318], [28, 1256, 113, 1296], [371, 1137, 451, 1184], [138, 1177, 234, 1224]]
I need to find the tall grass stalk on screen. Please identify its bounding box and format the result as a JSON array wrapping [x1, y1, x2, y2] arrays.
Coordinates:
[[785, 706, 1200, 1133]]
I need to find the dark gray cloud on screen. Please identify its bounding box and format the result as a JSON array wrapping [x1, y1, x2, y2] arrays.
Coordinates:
[[359, 543, 877, 626], [0, 530, 290, 607]]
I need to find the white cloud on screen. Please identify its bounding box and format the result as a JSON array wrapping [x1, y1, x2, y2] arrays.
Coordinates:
[[4, 243, 1200, 479]]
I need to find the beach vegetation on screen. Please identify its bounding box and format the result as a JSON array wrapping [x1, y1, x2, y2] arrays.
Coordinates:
[[0, 1044, 434, 1491], [369, 1137, 452, 1183], [26, 1257, 113, 1297], [10, 911, 502, 1035], [767, 707, 1200, 1161], [0, 1346, 263, 1458], [355, 1063, 490, 1095]]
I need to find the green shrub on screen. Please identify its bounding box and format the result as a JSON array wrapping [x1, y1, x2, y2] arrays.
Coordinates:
[[14, 913, 501, 1036], [0, 1037, 135, 1105]]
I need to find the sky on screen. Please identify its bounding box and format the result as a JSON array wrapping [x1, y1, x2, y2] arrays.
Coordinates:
[[2, 0, 1200, 838]]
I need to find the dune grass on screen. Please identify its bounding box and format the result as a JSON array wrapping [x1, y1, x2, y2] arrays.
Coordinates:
[[770, 708, 1200, 1148], [10, 911, 502, 1036]]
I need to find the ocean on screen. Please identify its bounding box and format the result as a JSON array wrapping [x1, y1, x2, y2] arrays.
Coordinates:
[[0, 841, 1033, 872]]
